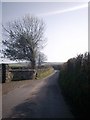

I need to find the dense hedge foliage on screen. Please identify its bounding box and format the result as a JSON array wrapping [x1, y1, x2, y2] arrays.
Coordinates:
[[59, 52, 89, 118]]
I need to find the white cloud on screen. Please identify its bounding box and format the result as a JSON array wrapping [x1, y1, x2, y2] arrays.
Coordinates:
[[38, 3, 88, 17]]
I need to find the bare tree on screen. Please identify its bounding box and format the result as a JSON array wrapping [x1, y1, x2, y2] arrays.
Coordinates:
[[2, 15, 46, 69]]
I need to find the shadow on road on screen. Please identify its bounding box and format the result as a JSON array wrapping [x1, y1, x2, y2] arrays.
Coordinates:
[[3, 71, 74, 118], [9, 99, 37, 118]]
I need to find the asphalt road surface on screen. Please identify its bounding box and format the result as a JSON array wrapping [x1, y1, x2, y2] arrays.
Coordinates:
[[2, 71, 74, 118]]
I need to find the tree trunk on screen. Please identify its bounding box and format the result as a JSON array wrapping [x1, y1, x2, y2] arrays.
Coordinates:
[[31, 60, 36, 79], [31, 60, 36, 69]]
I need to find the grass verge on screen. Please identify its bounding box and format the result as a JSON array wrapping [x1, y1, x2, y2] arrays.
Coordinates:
[[37, 67, 54, 80]]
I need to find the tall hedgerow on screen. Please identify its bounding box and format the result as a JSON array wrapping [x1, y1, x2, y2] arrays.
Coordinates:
[[59, 52, 89, 118]]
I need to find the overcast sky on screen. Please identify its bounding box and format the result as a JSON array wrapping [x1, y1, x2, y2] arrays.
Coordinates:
[[1, 2, 88, 62]]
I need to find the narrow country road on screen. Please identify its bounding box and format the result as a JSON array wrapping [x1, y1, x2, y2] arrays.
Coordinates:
[[2, 71, 74, 118]]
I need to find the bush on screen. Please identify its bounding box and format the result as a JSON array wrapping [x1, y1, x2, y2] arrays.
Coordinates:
[[59, 52, 89, 118]]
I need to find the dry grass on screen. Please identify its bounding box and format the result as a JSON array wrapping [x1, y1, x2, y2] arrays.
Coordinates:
[[37, 67, 54, 80]]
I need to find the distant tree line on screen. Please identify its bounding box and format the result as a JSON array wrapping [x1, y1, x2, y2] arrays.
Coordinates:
[[52, 65, 60, 70], [59, 52, 89, 118]]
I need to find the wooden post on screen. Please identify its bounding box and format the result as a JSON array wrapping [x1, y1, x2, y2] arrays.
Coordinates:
[[2, 64, 6, 83]]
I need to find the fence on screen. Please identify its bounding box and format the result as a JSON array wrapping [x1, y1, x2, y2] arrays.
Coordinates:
[[2, 64, 36, 83]]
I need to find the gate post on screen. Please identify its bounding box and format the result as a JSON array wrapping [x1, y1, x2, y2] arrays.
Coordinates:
[[2, 64, 6, 83]]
